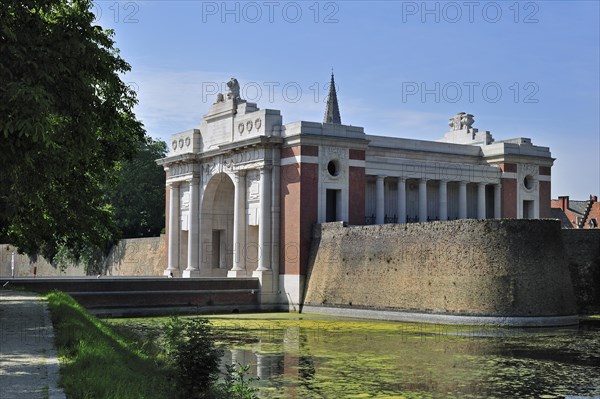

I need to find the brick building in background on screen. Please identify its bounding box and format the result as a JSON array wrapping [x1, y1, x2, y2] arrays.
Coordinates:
[[552, 195, 600, 229]]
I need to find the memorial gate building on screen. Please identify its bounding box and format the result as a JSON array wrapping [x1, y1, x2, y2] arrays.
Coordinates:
[[157, 75, 554, 307]]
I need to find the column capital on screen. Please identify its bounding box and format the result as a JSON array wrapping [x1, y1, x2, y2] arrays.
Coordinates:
[[376, 175, 386, 180], [397, 176, 406, 183], [438, 179, 449, 184], [234, 169, 247, 177], [419, 177, 429, 183], [186, 177, 200, 184], [478, 181, 487, 187], [459, 180, 468, 186], [260, 165, 273, 172], [167, 181, 180, 188]]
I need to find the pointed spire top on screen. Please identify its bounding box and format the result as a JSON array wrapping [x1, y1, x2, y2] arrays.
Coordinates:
[[324, 71, 341, 124]]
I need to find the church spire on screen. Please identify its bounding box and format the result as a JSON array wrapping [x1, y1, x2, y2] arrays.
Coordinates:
[[323, 71, 341, 124]]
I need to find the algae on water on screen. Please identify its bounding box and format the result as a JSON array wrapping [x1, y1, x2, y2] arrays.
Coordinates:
[[107, 314, 600, 399]]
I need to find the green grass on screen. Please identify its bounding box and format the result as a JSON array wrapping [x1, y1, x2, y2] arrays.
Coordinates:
[[46, 291, 176, 399]]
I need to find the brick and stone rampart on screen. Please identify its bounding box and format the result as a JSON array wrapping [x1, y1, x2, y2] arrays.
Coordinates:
[[562, 229, 600, 313], [303, 219, 578, 324], [0, 236, 167, 278]]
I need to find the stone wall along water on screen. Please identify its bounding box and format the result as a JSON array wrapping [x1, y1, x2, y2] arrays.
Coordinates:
[[303, 220, 577, 321]]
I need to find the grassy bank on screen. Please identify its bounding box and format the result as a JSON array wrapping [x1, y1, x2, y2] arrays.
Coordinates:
[[46, 292, 176, 399]]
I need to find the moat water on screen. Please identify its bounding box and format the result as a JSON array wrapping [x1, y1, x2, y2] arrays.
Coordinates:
[[108, 313, 600, 399]]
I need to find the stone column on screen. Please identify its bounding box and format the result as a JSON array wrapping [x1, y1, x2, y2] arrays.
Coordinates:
[[439, 180, 448, 221], [183, 178, 200, 277], [477, 182, 486, 219], [257, 166, 272, 271], [397, 177, 406, 223], [494, 183, 502, 219], [418, 178, 428, 222], [165, 182, 180, 276], [458, 181, 468, 219], [376, 175, 385, 224], [229, 171, 247, 277]]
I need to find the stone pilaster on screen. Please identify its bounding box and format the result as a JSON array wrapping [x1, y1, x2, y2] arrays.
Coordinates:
[[256, 166, 272, 272], [165, 182, 180, 276], [228, 171, 247, 277]]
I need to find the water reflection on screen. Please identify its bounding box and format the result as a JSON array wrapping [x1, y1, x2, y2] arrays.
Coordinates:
[[212, 317, 600, 399]]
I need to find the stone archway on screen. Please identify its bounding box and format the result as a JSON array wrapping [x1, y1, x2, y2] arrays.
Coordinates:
[[201, 173, 234, 275]]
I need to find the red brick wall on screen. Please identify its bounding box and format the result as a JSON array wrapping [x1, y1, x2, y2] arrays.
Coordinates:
[[500, 163, 517, 173], [301, 145, 319, 156], [587, 203, 600, 228], [279, 147, 319, 276], [280, 163, 301, 275], [539, 181, 552, 218], [281, 145, 318, 159], [281, 146, 299, 159], [349, 166, 365, 225], [501, 178, 517, 218], [349, 149, 365, 160], [539, 166, 551, 176], [299, 163, 318, 275]]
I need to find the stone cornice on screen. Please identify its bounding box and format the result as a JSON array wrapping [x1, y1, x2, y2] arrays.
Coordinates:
[[283, 134, 369, 149], [156, 153, 197, 167]]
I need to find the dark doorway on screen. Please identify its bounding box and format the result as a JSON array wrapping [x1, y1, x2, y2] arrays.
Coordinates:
[[212, 230, 225, 268], [326, 189, 341, 222], [523, 200, 534, 219]]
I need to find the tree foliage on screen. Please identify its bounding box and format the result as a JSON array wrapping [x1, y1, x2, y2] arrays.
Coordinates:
[[110, 138, 167, 238], [0, 0, 145, 260]]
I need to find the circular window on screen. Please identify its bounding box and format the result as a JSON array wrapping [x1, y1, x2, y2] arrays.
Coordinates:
[[523, 175, 534, 190], [327, 160, 339, 177]]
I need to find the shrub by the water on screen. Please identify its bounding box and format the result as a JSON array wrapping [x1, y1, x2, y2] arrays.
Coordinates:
[[162, 316, 259, 399], [216, 362, 260, 399], [163, 317, 224, 398]]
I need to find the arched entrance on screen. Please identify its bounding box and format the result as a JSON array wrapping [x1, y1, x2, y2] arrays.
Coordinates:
[[201, 173, 234, 275]]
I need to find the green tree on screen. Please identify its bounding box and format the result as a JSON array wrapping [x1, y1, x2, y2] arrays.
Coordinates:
[[110, 138, 167, 238], [0, 0, 145, 260]]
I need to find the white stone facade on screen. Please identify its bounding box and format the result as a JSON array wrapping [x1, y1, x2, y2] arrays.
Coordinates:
[[158, 79, 554, 308]]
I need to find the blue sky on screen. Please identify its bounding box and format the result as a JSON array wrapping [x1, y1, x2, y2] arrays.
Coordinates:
[[94, 1, 599, 199]]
